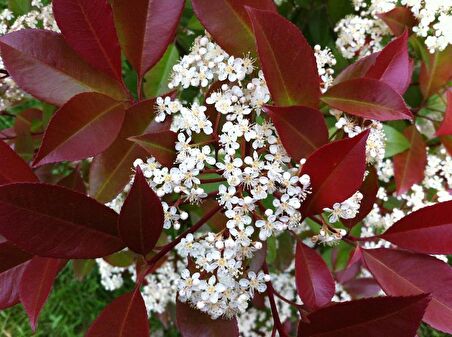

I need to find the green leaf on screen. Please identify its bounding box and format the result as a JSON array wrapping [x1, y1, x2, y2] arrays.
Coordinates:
[[8, 0, 30, 15], [383, 124, 411, 158], [327, 0, 354, 24], [143, 44, 179, 98]]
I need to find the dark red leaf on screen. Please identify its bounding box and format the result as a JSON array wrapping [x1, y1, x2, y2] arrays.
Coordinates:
[[0, 140, 38, 185], [0, 262, 28, 309], [176, 300, 239, 337], [53, 0, 123, 81], [191, 0, 276, 57], [300, 130, 369, 216], [86, 290, 150, 337], [298, 294, 429, 337], [343, 166, 379, 228], [0, 183, 124, 258], [380, 201, 452, 254], [118, 167, 164, 255], [436, 90, 452, 136], [377, 7, 418, 36], [295, 241, 335, 309], [0, 239, 32, 273], [33, 93, 126, 166], [342, 278, 381, 299], [322, 78, 413, 121], [128, 130, 177, 168], [111, 0, 184, 77], [58, 169, 86, 194], [419, 45, 452, 99], [334, 53, 379, 84], [247, 8, 320, 108], [0, 29, 126, 106], [362, 248, 452, 333], [20, 257, 66, 331], [365, 31, 412, 95], [264, 105, 328, 161], [441, 134, 452, 157], [89, 99, 158, 203], [393, 125, 426, 195]]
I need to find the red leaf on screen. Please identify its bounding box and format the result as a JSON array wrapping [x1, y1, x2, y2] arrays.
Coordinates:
[[342, 278, 381, 299], [246, 8, 320, 108], [419, 45, 452, 99], [0, 140, 38, 185], [321, 78, 413, 121], [19, 257, 66, 331], [334, 53, 379, 84], [0, 240, 32, 273], [380, 201, 452, 254], [53, 0, 122, 81], [176, 300, 239, 337], [377, 7, 418, 36], [298, 294, 430, 337], [300, 130, 369, 216], [89, 99, 158, 203], [111, 0, 184, 77], [0, 30, 126, 106], [128, 130, 177, 168], [436, 90, 452, 136], [264, 105, 328, 162], [86, 290, 150, 337], [58, 169, 86, 194], [343, 166, 379, 228], [191, 0, 276, 57], [365, 31, 412, 95], [118, 167, 164, 255], [0, 262, 28, 309], [0, 183, 124, 258], [393, 126, 426, 195], [33, 93, 126, 166], [362, 248, 452, 333], [295, 241, 335, 309]]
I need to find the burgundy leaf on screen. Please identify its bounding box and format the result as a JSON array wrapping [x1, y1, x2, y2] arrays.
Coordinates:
[[298, 294, 429, 337], [176, 300, 239, 337], [89, 99, 158, 203], [419, 45, 452, 99], [322, 78, 413, 121], [86, 290, 150, 337], [0, 262, 28, 309], [436, 90, 452, 136], [246, 8, 320, 108], [362, 248, 452, 333], [0, 183, 124, 258], [0, 140, 38, 185], [380, 200, 452, 254], [334, 53, 379, 84], [365, 31, 412, 95], [300, 130, 369, 216], [343, 166, 379, 228], [191, 0, 276, 57], [264, 105, 328, 162], [111, 0, 184, 77], [377, 7, 418, 36], [0, 30, 126, 106], [342, 278, 382, 299], [128, 130, 177, 168], [0, 239, 32, 273], [20, 257, 66, 331], [118, 167, 164, 255], [33, 93, 126, 167], [53, 0, 123, 81], [295, 241, 335, 309], [393, 126, 426, 195], [58, 169, 86, 194]]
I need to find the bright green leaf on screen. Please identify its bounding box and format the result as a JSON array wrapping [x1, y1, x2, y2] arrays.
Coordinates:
[[383, 124, 411, 158]]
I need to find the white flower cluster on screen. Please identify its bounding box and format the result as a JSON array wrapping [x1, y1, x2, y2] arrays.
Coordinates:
[[335, 0, 452, 58], [401, 0, 452, 53], [314, 45, 337, 93], [133, 34, 318, 319], [0, 0, 58, 111], [96, 258, 136, 291], [324, 191, 364, 224], [333, 110, 387, 164]]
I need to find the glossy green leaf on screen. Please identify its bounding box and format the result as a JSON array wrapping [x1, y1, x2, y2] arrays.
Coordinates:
[[383, 124, 411, 158]]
